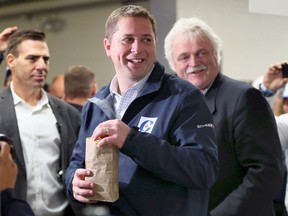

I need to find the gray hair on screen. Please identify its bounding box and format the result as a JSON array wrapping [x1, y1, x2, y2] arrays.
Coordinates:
[[164, 17, 222, 71]]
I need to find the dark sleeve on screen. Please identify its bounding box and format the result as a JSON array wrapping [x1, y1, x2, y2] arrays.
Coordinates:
[[122, 89, 219, 189], [1, 188, 35, 216], [64, 102, 93, 214]]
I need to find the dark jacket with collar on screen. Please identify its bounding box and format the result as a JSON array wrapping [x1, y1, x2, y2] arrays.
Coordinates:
[[66, 62, 219, 216], [0, 87, 81, 214], [207, 73, 284, 216]]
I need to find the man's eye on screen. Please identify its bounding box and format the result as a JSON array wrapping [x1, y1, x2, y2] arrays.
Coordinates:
[[43, 57, 49, 63], [28, 57, 37, 61], [123, 38, 134, 43], [143, 38, 152, 43], [178, 55, 190, 61], [198, 51, 208, 58]]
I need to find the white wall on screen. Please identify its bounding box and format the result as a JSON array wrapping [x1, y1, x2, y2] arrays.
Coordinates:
[[0, 1, 149, 89], [1, 0, 287, 88], [177, 0, 288, 82]]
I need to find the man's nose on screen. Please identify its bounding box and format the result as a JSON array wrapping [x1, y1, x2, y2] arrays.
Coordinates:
[[131, 40, 141, 53], [188, 54, 198, 66], [36, 58, 48, 69]]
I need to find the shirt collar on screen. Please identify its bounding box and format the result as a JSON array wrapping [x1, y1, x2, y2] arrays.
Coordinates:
[[201, 80, 215, 95], [10, 81, 49, 107], [109, 65, 154, 96]]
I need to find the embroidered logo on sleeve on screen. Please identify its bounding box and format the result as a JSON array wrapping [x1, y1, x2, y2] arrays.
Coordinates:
[[197, 123, 214, 129], [138, 116, 158, 133]]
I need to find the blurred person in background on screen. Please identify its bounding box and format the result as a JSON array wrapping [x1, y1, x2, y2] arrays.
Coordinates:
[[259, 61, 288, 216], [49, 73, 65, 99], [64, 65, 97, 112]]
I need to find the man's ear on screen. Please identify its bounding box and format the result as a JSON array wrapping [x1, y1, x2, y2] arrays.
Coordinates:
[[91, 83, 98, 96], [103, 38, 111, 57], [6, 54, 15, 71]]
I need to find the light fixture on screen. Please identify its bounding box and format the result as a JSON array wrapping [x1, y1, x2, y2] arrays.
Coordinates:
[[40, 16, 66, 33]]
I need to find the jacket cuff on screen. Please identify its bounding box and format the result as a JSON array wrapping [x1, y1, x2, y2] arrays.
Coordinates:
[[1, 188, 15, 205], [259, 83, 275, 97]]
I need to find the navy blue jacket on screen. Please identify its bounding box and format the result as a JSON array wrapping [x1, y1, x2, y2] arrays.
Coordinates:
[[1, 189, 35, 216], [65, 62, 218, 216]]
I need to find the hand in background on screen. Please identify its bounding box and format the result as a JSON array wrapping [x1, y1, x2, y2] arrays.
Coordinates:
[[263, 61, 288, 92], [0, 141, 18, 191], [0, 26, 18, 53]]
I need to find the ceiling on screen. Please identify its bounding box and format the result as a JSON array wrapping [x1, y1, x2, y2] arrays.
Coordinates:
[[0, 0, 122, 19], [0, 0, 40, 6], [0, 0, 146, 19]]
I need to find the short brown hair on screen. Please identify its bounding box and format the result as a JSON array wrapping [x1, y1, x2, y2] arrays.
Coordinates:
[[105, 5, 157, 41], [6, 29, 46, 57], [64, 65, 96, 99]]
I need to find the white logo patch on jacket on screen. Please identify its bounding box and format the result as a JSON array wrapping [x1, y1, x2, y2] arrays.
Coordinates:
[[138, 116, 158, 133]]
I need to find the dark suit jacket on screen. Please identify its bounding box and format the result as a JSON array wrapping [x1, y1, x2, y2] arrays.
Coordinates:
[[207, 73, 284, 216], [0, 87, 81, 215]]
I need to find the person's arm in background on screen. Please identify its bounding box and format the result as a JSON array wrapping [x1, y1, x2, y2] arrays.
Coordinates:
[[0, 26, 17, 64], [262, 61, 288, 93], [0, 141, 35, 216], [253, 61, 288, 108], [261, 61, 288, 148]]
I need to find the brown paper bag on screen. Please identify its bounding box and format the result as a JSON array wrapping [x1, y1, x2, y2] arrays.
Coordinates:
[[84, 137, 119, 202]]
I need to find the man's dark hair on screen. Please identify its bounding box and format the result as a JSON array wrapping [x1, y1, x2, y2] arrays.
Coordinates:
[[6, 29, 46, 57]]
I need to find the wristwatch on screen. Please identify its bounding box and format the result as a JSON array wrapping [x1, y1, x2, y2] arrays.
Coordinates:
[[259, 83, 275, 97]]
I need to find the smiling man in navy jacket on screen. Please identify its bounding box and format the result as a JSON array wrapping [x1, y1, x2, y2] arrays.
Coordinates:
[[65, 5, 218, 216]]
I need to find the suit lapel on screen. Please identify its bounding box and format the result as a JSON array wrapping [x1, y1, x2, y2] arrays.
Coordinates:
[[205, 73, 222, 115], [48, 96, 67, 171], [0, 88, 26, 171]]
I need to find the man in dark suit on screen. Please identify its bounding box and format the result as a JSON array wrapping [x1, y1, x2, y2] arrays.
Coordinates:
[[0, 29, 81, 216], [164, 17, 284, 216]]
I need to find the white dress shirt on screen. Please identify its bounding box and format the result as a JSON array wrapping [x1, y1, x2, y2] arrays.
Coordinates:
[[275, 114, 288, 150], [11, 83, 68, 216], [275, 113, 288, 211]]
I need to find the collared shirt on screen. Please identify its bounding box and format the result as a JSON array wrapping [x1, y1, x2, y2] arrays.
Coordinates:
[[202, 81, 214, 95], [109, 68, 153, 119], [275, 113, 288, 150], [10, 82, 68, 216]]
